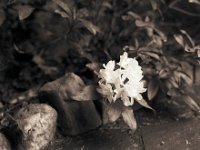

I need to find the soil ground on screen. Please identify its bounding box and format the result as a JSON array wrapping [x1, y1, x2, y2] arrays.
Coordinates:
[[46, 109, 200, 150]]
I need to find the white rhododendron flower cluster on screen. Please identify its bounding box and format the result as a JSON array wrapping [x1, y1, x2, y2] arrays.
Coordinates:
[[98, 52, 146, 106]]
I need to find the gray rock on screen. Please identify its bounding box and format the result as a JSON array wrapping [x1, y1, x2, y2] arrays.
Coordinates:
[[15, 104, 57, 150], [39, 73, 102, 135], [0, 133, 11, 150]]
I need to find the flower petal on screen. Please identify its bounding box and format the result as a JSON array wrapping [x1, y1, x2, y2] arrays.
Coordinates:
[[98, 52, 147, 107]]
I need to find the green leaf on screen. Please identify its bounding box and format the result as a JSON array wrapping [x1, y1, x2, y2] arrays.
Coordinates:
[[101, 100, 124, 124], [172, 70, 193, 86], [135, 18, 166, 41], [76, 8, 89, 18], [86, 63, 101, 75], [127, 11, 141, 20], [150, 0, 159, 10], [159, 69, 169, 79], [147, 77, 160, 100], [183, 95, 200, 112], [174, 34, 185, 47], [54, 9, 69, 18], [15, 4, 34, 20], [142, 51, 160, 60], [107, 104, 121, 122], [174, 30, 196, 53], [136, 98, 154, 112], [180, 30, 195, 47], [53, 0, 72, 16], [80, 19, 100, 35], [179, 71, 193, 85], [197, 49, 200, 57], [122, 108, 137, 130], [189, 0, 200, 5], [168, 77, 179, 89], [167, 88, 180, 97]]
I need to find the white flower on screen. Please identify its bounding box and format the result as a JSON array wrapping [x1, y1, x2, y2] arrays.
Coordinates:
[[117, 52, 129, 68], [124, 81, 146, 100], [98, 81, 113, 103], [99, 61, 119, 84], [98, 52, 146, 106]]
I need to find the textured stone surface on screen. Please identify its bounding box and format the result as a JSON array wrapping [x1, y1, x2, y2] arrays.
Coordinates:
[[15, 104, 57, 150], [0, 133, 11, 150], [39, 73, 102, 135], [40, 90, 102, 135]]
